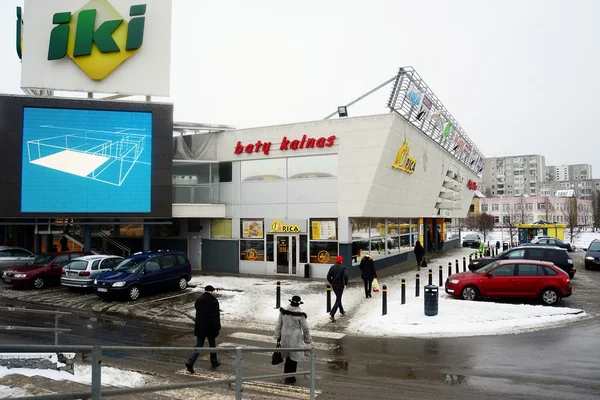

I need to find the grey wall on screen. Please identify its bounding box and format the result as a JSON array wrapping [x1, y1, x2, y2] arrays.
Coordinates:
[[202, 239, 239, 273]]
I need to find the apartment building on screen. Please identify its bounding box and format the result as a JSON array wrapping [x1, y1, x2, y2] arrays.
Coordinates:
[[481, 154, 546, 197], [546, 164, 592, 182], [536, 178, 600, 200]]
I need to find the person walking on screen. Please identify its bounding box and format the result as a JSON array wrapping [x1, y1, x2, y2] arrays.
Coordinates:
[[414, 241, 425, 271], [60, 236, 69, 252], [186, 285, 221, 373], [273, 295, 313, 384], [359, 254, 376, 298], [327, 256, 348, 322]]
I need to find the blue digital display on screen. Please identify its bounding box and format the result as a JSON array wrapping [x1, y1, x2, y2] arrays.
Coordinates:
[[21, 107, 153, 213]]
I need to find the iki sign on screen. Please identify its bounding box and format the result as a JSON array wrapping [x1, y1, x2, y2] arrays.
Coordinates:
[[18, 1, 146, 81]]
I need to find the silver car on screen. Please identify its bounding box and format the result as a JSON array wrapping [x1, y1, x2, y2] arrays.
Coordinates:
[[0, 246, 36, 271], [61, 255, 123, 288]]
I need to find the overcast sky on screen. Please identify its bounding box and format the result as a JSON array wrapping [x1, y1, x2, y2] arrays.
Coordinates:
[[1, 0, 599, 175]]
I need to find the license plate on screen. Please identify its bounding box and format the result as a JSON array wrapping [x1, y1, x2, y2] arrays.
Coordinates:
[[97, 288, 108, 292], [3, 278, 11, 283]]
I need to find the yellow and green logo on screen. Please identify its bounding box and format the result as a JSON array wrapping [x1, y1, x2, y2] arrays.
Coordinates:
[[17, 0, 146, 81]]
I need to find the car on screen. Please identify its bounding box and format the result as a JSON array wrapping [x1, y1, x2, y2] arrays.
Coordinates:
[[468, 245, 575, 278], [462, 233, 481, 248], [583, 240, 600, 270], [61, 255, 124, 289], [445, 259, 572, 306], [94, 250, 192, 301], [0, 246, 36, 271], [530, 236, 575, 252], [1, 251, 89, 289]]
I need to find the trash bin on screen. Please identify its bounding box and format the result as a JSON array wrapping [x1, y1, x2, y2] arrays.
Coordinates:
[[503, 242, 509, 251], [304, 263, 310, 278], [484, 249, 491, 257], [424, 285, 439, 316]]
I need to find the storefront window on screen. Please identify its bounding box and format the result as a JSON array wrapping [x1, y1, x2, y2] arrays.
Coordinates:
[[309, 241, 338, 264], [241, 159, 286, 181], [369, 218, 385, 238], [211, 219, 232, 239], [240, 240, 265, 262], [310, 218, 338, 240], [287, 154, 338, 179], [351, 218, 370, 240], [266, 234, 274, 262], [241, 219, 264, 239]]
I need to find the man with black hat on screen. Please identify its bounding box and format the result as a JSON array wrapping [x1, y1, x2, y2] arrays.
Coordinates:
[[327, 256, 348, 322], [186, 285, 221, 373], [273, 295, 312, 384]]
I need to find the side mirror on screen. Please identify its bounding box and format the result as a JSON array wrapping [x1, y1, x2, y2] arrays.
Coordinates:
[[485, 272, 493, 278], [583, 248, 588, 252]]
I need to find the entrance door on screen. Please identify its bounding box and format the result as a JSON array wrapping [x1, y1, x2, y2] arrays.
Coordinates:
[[187, 236, 202, 271], [275, 235, 298, 275]]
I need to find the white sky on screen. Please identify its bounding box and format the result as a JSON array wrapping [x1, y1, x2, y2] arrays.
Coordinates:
[[1, 1, 600, 175]]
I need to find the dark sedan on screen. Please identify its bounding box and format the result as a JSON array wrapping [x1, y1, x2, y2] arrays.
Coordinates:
[[530, 236, 575, 252], [462, 233, 481, 248], [584, 240, 600, 270]]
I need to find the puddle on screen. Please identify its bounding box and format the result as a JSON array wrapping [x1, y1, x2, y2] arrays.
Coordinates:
[[365, 363, 468, 384], [327, 359, 349, 370]]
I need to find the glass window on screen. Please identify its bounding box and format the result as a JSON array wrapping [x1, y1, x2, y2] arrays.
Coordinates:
[[211, 219, 232, 238], [12, 249, 32, 257], [351, 218, 370, 240], [369, 218, 385, 238], [219, 162, 232, 183], [482, 204, 489, 212], [491, 264, 515, 276], [172, 162, 211, 185], [241, 159, 286, 181], [176, 255, 187, 265], [492, 204, 499, 211], [54, 255, 70, 265], [159, 255, 176, 269], [506, 249, 525, 259], [0, 250, 11, 257], [310, 219, 337, 240], [300, 235, 308, 264], [240, 240, 265, 261], [266, 234, 274, 262], [92, 260, 100, 270], [309, 241, 338, 264], [517, 264, 542, 276], [543, 266, 558, 276], [287, 154, 338, 179], [241, 219, 264, 239]]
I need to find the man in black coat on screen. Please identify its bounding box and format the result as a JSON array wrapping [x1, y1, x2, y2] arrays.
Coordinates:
[[186, 285, 221, 373], [327, 256, 348, 322], [359, 254, 377, 298]]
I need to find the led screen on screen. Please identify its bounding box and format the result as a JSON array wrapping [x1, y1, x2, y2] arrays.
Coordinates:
[[21, 107, 153, 213]]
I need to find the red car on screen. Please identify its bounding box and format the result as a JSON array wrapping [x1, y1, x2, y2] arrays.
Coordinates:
[[445, 259, 572, 306], [2, 251, 89, 289]]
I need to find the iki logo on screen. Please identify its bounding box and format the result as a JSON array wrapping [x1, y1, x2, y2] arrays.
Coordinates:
[[16, 0, 147, 81]]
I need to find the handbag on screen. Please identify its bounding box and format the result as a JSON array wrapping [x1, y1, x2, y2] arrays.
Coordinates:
[[372, 277, 380, 293], [271, 341, 283, 365]]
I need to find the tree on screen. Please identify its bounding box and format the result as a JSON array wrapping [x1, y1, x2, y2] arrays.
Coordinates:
[[562, 196, 579, 243], [465, 213, 495, 242], [503, 204, 520, 245], [516, 196, 533, 224], [542, 196, 555, 223]]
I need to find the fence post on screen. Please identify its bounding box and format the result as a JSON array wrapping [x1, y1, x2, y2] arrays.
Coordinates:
[[438, 265, 443, 287], [275, 281, 281, 309], [326, 284, 331, 313], [310, 348, 316, 399], [415, 274, 420, 297], [235, 347, 243, 400], [455, 259, 459, 274], [401, 279, 406, 304], [382, 285, 388, 316], [448, 262, 452, 277], [91, 346, 101, 400], [462, 257, 467, 272], [54, 314, 59, 345], [428, 269, 432, 286]]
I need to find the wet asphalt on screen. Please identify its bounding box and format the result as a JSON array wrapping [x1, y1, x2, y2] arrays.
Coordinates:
[[0, 250, 599, 399]]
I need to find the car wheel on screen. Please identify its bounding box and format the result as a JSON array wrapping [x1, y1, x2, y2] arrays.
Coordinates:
[[178, 277, 188, 291], [585, 264, 590, 270], [460, 286, 479, 301], [33, 276, 44, 289], [128, 285, 140, 301], [540, 288, 559, 306]]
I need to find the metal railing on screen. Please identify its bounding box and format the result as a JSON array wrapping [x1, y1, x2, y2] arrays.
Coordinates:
[[0, 344, 317, 400], [0, 306, 70, 345], [93, 228, 131, 257], [172, 183, 219, 204]]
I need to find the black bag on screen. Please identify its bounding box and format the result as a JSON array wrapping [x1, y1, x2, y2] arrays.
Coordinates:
[[271, 341, 283, 365], [421, 258, 428, 268]]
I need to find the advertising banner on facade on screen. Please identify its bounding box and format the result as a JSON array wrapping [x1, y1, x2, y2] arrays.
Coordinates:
[[311, 220, 337, 240], [265, 219, 307, 234], [19, 0, 172, 96], [242, 220, 263, 238]]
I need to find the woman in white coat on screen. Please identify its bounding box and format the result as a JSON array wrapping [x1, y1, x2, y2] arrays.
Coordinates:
[[273, 295, 313, 384]]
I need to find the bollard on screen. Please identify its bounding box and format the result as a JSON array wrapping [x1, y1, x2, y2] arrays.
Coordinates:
[[469, 254, 472, 263], [275, 281, 281, 309], [462, 257, 466, 272], [438, 265, 443, 287], [326, 284, 331, 313], [415, 274, 420, 297], [428, 269, 433, 286], [455, 259, 459, 275], [401, 279, 406, 304], [448, 262, 452, 277], [382, 285, 388, 316]]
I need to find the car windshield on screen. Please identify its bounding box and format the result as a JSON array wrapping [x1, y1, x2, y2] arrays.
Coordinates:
[[30, 255, 55, 266], [114, 258, 147, 273], [66, 260, 88, 271], [465, 234, 479, 240], [473, 261, 500, 274], [588, 242, 600, 251]]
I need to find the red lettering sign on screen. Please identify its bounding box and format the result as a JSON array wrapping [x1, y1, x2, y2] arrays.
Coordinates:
[[235, 135, 336, 155], [467, 180, 478, 190]]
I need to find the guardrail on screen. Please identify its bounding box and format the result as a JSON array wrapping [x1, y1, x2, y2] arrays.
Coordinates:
[[0, 306, 70, 345], [0, 344, 317, 400]]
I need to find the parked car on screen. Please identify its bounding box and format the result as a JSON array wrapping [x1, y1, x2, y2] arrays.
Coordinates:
[[94, 250, 192, 301], [445, 259, 572, 306], [468, 245, 575, 278], [583, 239, 600, 270], [1, 251, 89, 289], [530, 236, 575, 252], [61, 255, 124, 289], [0, 246, 36, 271], [462, 233, 481, 248]]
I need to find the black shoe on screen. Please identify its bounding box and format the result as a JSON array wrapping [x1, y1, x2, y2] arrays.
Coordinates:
[[340, 311, 346, 316], [329, 315, 336, 322], [284, 377, 297, 384], [211, 361, 221, 368], [185, 363, 194, 374]]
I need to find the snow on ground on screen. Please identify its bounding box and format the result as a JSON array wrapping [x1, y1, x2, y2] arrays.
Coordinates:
[[190, 246, 587, 338]]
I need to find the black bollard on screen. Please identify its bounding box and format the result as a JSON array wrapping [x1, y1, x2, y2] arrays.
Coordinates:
[[462, 257, 466, 272], [469, 254, 472, 263], [455, 259, 459, 274], [415, 274, 420, 297], [428, 269, 433, 286], [448, 262, 452, 277], [275, 281, 281, 309], [439, 265, 443, 287], [401, 279, 406, 304], [382, 285, 388, 316], [326, 284, 331, 313]]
